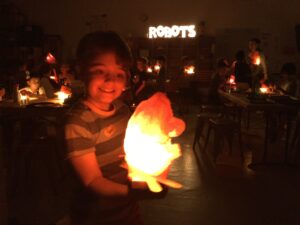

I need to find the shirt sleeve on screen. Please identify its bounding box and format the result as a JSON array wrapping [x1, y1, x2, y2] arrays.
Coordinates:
[[64, 120, 96, 158]]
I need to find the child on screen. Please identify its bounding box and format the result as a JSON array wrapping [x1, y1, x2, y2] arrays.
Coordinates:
[[64, 31, 167, 225], [59, 63, 75, 87], [130, 57, 148, 103], [19, 73, 47, 99], [208, 58, 229, 104], [248, 38, 268, 89], [233, 50, 252, 87]]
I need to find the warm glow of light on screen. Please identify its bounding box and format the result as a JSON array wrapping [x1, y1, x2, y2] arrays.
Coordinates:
[[46, 52, 56, 64], [55, 91, 69, 104], [20, 94, 27, 100], [255, 56, 261, 65], [49, 76, 56, 80], [154, 64, 161, 72], [228, 75, 236, 84], [148, 25, 196, 39], [147, 67, 153, 73], [260, 84, 269, 94], [184, 66, 195, 75], [124, 92, 185, 192]]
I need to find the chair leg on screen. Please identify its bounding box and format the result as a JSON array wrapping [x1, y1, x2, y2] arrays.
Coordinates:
[[193, 118, 201, 151], [213, 130, 222, 162], [238, 128, 244, 162], [291, 122, 300, 163], [203, 125, 212, 153], [246, 111, 250, 129], [225, 131, 234, 156]]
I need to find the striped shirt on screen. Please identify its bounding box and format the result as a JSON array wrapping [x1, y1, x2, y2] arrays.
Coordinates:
[[64, 100, 143, 225]]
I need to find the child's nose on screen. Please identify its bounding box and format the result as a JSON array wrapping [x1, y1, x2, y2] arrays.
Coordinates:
[[104, 73, 116, 82]]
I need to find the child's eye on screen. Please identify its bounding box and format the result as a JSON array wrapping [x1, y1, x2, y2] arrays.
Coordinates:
[[90, 69, 104, 75], [116, 72, 127, 81], [89, 69, 106, 78]]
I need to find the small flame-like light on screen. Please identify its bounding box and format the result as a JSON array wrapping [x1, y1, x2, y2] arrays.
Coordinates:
[[154, 64, 161, 72], [147, 67, 153, 73], [260, 84, 269, 94], [46, 53, 56, 64], [228, 75, 236, 84], [20, 94, 27, 101], [184, 66, 195, 75], [255, 56, 261, 65], [19, 94, 28, 105], [49, 76, 56, 80], [55, 91, 69, 104]]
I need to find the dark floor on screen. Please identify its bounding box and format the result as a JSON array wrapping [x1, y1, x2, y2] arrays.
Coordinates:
[[140, 109, 300, 225], [1, 105, 300, 225]]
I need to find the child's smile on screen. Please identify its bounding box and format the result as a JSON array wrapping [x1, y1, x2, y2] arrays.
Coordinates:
[[86, 52, 127, 111]]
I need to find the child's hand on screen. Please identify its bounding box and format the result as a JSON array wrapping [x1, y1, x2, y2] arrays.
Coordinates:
[[60, 85, 72, 95], [20, 90, 31, 96], [128, 180, 168, 200]]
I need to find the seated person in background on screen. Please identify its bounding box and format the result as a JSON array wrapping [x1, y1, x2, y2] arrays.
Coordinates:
[[59, 63, 75, 87], [130, 57, 148, 103], [277, 63, 297, 97], [39, 63, 60, 98], [248, 38, 268, 91], [19, 73, 47, 99], [234, 50, 252, 88], [15, 59, 31, 89], [154, 55, 167, 92], [208, 58, 230, 104]]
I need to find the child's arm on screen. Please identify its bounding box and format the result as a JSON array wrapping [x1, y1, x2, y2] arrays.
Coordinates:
[[69, 152, 129, 197]]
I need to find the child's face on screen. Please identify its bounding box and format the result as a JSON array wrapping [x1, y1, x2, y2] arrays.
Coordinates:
[[248, 41, 257, 51], [136, 61, 145, 72], [27, 78, 40, 91], [61, 64, 70, 74], [86, 52, 127, 109]]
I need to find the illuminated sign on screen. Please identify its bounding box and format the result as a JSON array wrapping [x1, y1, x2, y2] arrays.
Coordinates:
[[148, 25, 196, 39]]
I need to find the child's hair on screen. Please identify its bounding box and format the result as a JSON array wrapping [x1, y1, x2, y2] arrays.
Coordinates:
[[250, 37, 261, 45], [136, 57, 148, 65], [76, 30, 133, 79], [26, 72, 41, 81]]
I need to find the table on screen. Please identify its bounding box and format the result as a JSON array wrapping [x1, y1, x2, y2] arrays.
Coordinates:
[[218, 90, 300, 167], [0, 98, 71, 171]]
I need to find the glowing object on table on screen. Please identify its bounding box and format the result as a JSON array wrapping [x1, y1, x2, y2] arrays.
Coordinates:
[[124, 92, 185, 192], [148, 25, 196, 38], [255, 56, 261, 65], [20, 94, 27, 100], [46, 52, 56, 64], [55, 91, 69, 104], [260, 84, 269, 94], [184, 66, 195, 75], [19, 94, 28, 105], [154, 64, 161, 72], [147, 67, 153, 73], [228, 75, 236, 84]]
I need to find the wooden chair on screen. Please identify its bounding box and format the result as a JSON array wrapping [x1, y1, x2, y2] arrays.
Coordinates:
[[203, 117, 244, 163]]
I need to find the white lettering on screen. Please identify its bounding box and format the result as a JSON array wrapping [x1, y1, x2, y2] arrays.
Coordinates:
[[156, 25, 165, 38], [180, 26, 188, 38], [148, 25, 197, 39], [188, 25, 196, 38], [149, 27, 157, 39], [171, 25, 180, 37]]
